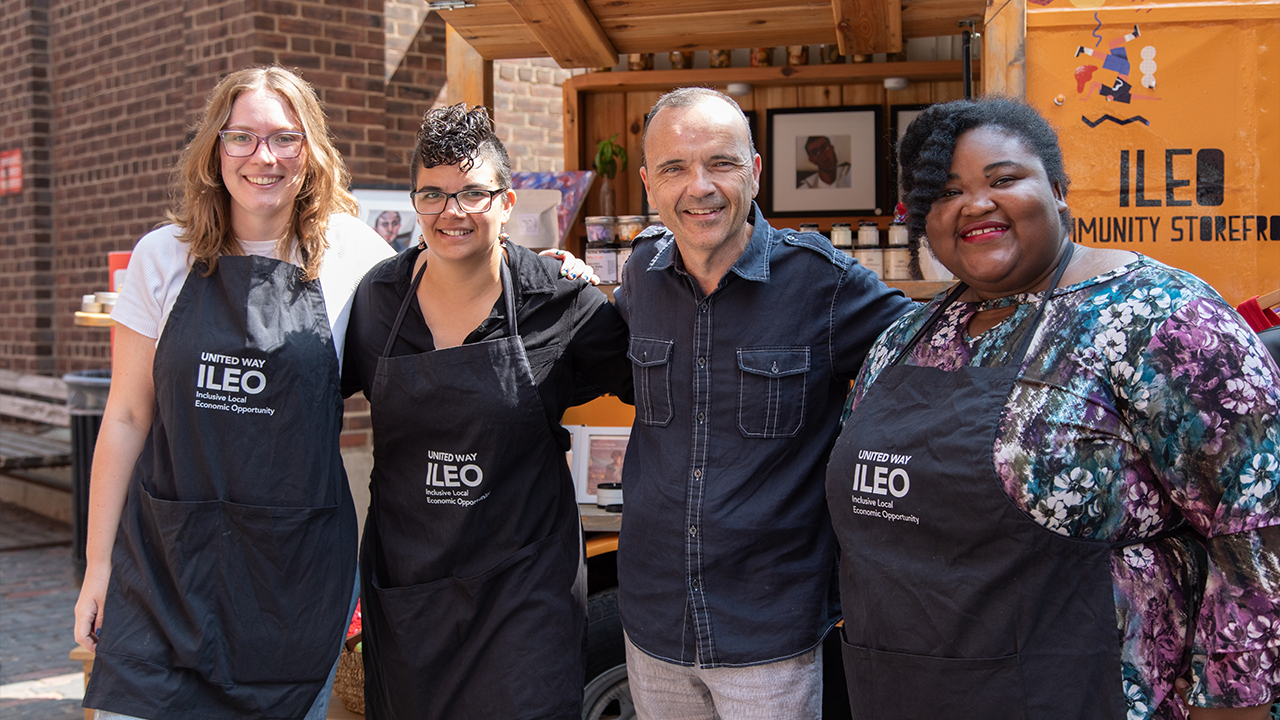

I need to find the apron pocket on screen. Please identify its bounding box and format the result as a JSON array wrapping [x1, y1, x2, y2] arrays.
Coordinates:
[[133, 487, 349, 685], [840, 632, 1028, 720], [368, 531, 583, 719]]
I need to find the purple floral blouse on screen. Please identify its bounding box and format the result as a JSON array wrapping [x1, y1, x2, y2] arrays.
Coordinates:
[[847, 254, 1280, 718]]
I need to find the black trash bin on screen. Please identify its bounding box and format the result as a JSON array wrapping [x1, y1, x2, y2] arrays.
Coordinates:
[[63, 369, 111, 580]]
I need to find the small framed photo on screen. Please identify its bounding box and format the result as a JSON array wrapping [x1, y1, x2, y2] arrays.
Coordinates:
[[766, 105, 884, 216], [889, 104, 930, 206], [569, 426, 630, 504], [351, 188, 418, 253]]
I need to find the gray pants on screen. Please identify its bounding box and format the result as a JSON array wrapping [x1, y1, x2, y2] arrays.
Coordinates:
[[624, 633, 823, 720]]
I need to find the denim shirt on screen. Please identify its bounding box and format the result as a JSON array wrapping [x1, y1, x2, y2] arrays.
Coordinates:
[[613, 203, 915, 667]]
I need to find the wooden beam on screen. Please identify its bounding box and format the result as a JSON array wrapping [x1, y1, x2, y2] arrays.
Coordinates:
[[982, 0, 1024, 98], [507, 0, 618, 68], [446, 23, 495, 113], [831, 0, 902, 55]]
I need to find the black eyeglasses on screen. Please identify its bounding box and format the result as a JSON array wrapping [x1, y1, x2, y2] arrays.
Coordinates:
[[219, 130, 307, 159], [410, 188, 508, 215]]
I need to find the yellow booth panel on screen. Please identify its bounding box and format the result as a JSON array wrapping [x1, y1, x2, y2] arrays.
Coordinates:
[[1026, 0, 1280, 305]]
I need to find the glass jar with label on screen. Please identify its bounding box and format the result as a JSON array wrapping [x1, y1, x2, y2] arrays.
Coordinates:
[[830, 222, 853, 257], [585, 243, 618, 284], [853, 222, 883, 277], [585, 217, 619, 284], [617, 215, 647, 244], [883, 221, 912, 280]]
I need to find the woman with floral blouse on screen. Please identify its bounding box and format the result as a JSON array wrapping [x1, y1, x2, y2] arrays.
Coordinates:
[[826, 98, 1278, 719]]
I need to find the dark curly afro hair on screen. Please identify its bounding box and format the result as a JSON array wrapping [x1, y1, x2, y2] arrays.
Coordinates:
[[897, 97, 1071, 243], [411, 103, 512, 189]]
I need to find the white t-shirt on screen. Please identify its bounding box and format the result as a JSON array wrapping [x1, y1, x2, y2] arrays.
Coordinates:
[[112, 214, 394, 371]]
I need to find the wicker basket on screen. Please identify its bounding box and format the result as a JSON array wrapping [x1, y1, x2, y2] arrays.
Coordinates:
[[334, 634, 364, 715]]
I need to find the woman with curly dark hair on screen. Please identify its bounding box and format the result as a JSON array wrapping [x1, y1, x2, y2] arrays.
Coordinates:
[[826, 98, 1280, 719], [342, 103, 633, 719]]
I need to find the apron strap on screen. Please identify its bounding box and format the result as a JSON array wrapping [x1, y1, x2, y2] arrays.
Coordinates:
[[891, 242, 1077, 368], [380, 247, 519, 359]]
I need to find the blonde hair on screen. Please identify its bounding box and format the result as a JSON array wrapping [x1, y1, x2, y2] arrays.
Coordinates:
[[166, 66, 357, 280]]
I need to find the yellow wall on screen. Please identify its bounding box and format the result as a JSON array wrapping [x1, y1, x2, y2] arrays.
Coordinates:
[[1026, 0, 1280, 305]]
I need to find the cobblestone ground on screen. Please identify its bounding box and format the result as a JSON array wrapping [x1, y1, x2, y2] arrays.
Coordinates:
[[0, 501, 86, 720]]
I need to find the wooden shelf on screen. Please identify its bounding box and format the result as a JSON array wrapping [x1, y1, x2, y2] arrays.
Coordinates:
[[565, 60, 974, 94], [580, 503, 623, 532], [887, 280, 955, 300], [73, 312, 114, 327]]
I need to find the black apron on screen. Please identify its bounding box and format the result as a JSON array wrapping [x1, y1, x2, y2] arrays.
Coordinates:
[[361, 254, 584, 720], [84, 256, 357, 720], [827, 245, 1129, 720]]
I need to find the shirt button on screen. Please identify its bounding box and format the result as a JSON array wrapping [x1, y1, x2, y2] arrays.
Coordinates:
[[697, 357, 706, 368], [693, 469, 702, 479], [699, 303, 708, 313], [697, 412, 705, 423], [689, 525, 698, 537], [691, 578, 701, 590]]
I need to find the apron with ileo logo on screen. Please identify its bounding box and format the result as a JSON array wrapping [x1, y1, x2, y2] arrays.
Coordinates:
[[86, 255, 356, 720]]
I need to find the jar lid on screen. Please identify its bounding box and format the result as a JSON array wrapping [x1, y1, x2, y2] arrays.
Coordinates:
[[858, 221, 879, 227], [831, 222, 851, 228], [585, 216, 616, 225], [617, 215, 647, 222]]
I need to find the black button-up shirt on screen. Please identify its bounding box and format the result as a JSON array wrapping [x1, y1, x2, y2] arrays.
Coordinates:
[[613, 204, 914, 667], [342, 243, 634, 442]]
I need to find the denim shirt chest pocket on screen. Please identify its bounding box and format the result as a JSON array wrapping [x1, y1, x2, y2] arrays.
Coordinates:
[[737, 347, 809, 438], [629, 336, 674, 426]]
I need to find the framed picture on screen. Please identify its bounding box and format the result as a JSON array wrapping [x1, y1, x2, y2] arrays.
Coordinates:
[[766, 106, 884, 216], [889, 104, 930, 207], [569, 426, 630, 504], [351, 188, 418, 253]]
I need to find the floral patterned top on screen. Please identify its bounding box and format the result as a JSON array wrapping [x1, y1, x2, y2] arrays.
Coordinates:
[[847, 254, 1280, 718]]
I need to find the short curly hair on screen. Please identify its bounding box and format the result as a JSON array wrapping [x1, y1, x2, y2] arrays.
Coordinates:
[[897, 97, 1071, 242], [411, 103, 512, 189]]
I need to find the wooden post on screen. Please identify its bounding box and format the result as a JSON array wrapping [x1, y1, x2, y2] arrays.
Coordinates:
[[446, 24, 494, 114], [982, 0, 1026, 98]]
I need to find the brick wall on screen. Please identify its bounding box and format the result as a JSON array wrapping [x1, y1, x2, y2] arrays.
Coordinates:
[[49, 0, 187, 371], [0, 0, 55, 374], [2, 4, 574, 448], [493, 58, 584, 173], [383, 11, 445, 180]]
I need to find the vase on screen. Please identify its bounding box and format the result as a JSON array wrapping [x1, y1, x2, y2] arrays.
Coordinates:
[[598, 175, 616, 217]]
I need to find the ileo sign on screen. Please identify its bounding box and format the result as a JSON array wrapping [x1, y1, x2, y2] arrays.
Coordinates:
[[1028, 0, 1280, 305], [0, 149, 21, 196]]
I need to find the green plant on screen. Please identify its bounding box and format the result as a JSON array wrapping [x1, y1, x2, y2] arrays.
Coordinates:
[[593, 135, 628, 180]]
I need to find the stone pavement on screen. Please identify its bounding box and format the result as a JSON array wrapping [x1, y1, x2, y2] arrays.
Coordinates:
[[0, 501, 86, 720]]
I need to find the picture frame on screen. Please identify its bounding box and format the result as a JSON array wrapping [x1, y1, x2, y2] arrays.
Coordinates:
[[765, 105, 884, 216], [350, 188, 418, 253], [568, 425, 630, 504], [889, 104, 930, 207]]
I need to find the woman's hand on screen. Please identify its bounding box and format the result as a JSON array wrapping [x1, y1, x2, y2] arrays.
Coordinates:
[[74, 564, 110, 651], [539, 248, 600, 285], [1176, 678, 1274, 719]]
